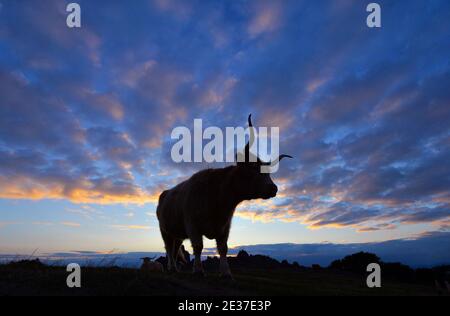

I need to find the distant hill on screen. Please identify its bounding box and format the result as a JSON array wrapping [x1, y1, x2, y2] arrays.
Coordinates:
[[222, 231, 450, 268]]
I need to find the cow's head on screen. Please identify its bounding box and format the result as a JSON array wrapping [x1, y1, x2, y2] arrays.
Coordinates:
[[235, 114, 292, 200]]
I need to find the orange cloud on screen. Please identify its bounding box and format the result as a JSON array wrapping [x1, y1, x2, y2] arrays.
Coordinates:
[[77, 89, 125, 121], [248, 1, 283, 38], [0, 175, 160, 205], [61, 221, 81, 227], [110, 224, 151, 231], [0, 221, 21, 228]]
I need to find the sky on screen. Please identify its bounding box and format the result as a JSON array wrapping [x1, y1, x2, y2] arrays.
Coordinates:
[[0, 0, 449, 264]]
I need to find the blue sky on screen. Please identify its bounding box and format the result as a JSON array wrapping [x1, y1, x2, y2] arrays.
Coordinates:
[[0, 0, 449, 262]]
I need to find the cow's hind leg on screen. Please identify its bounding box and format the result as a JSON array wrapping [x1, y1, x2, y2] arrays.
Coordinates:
[[160, 229, 177, 272]]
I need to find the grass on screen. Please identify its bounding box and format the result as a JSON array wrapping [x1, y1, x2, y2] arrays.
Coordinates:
[[0, 261, 442, 296]]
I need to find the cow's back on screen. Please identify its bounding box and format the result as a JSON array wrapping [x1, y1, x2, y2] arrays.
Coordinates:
[[157, 166, 236, 239]]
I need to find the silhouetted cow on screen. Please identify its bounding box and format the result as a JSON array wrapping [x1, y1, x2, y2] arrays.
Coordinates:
[[157, 115, 292, 278]]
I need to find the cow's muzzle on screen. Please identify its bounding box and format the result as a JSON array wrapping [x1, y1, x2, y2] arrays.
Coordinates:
[[263, 184, 278, 199]]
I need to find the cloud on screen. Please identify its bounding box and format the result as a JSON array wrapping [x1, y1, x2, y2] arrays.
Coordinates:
[[0, 172, 160, 205], [32, 221, 54, 226], [0, 0, 449, 237], [0, 70, 161, 204], [247, 0, 283, 38], [151, 0, 194, 20], [110, 224, 152, 231], [60, 222, 81, 227], [0, 221, 20, 228], [1, 0, 101, 67]]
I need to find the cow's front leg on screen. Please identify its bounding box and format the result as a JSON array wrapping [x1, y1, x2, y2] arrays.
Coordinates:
[[161, 229, 177, 273], [216, 236, 232, 279], [190, 234, 205, 276]]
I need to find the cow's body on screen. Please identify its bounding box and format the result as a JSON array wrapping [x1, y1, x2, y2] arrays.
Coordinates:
[[156, 115, 291, 278], [157, 167, 239, 241], [157, 166, 242, 277]]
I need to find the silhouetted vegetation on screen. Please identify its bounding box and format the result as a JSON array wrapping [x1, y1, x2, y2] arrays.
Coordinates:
[[328, 252, 450, 289], [158, 249, 449, 291], [329, 252, 381, 273], [0, 251, 448, 296]]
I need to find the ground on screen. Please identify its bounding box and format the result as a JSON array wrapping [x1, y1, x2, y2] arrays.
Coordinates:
[[0, 262, 441, 296]]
